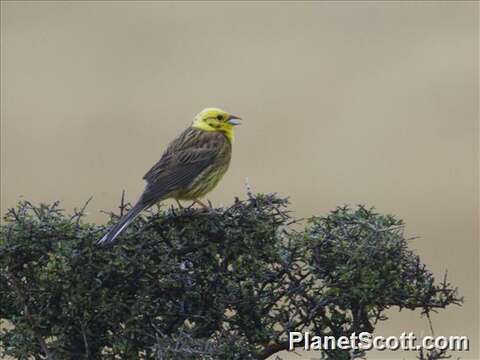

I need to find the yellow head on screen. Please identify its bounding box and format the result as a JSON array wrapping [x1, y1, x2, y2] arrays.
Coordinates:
[[192, 107, 241, 143]]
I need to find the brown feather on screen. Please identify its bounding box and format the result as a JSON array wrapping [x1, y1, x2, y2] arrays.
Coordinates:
[[140, 127, 231, 205]]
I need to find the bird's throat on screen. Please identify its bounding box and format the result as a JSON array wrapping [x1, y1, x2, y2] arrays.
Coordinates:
[[192, 121, 235, 143]]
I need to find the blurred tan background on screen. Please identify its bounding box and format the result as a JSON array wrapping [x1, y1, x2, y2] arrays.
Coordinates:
[[1, 1, 478, 359]]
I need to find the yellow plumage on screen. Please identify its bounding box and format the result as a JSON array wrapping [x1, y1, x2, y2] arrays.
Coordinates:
[[98, 107, 241, 245]]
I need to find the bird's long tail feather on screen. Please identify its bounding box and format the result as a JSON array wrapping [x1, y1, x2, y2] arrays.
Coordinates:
[[97, 201, 146, 245]]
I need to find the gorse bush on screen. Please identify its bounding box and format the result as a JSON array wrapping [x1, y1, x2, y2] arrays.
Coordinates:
[[0, 193, 461, 360]]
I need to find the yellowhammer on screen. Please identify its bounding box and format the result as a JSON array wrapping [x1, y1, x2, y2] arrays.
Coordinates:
[[98, 107, 241, 245]]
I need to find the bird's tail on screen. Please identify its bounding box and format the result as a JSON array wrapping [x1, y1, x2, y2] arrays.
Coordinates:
[[97, 201, 146, 245]]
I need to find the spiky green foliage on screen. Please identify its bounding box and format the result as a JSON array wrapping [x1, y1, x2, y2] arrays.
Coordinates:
[[0, 195, 461, 360]]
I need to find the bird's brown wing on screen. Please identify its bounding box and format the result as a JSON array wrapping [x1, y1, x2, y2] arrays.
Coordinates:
[[140, 129, 225, 204], [143, 127, 208, 183]]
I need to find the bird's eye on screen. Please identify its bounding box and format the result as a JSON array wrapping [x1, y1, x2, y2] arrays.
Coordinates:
[[216, 115, 223, 121]]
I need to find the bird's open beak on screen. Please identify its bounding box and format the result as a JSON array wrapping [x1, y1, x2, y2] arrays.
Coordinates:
[[227, 115, 242, 126]]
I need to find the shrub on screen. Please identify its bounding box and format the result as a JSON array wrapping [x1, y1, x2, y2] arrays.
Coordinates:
[[0, 193, 461, 359]]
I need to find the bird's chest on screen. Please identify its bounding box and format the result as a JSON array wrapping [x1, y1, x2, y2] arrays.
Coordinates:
[[178, 151, 231, 199]]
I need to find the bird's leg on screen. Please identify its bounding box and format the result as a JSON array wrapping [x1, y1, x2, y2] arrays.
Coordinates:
[[193, 198, 209, 210], [175, 199, 184, 209]]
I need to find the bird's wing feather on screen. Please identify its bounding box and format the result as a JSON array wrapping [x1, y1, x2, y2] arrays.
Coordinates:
[[140, 144, 221, 204], [143, 127, 210, 183]]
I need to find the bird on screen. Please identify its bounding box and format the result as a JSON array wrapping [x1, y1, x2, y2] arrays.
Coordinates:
[[98, 107, 241, 245]]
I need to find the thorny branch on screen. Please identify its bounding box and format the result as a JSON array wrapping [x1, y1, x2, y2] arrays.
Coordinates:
[[0, 194, 462, 360]]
